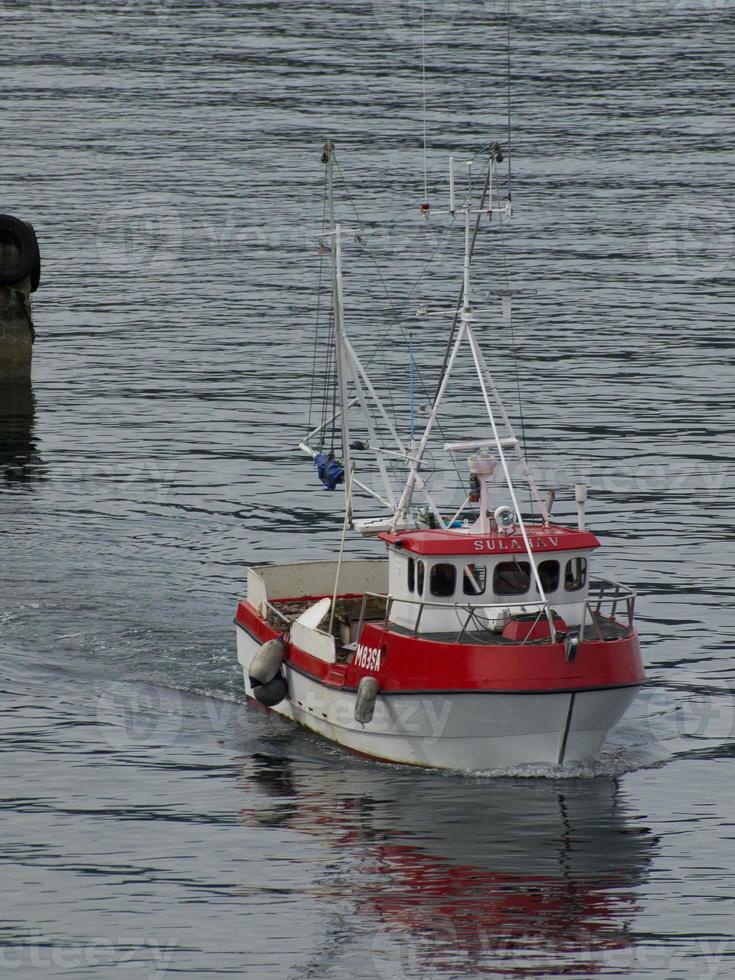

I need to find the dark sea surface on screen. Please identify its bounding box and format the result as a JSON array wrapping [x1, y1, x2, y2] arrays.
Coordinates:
[[1, 1, 735, 977]]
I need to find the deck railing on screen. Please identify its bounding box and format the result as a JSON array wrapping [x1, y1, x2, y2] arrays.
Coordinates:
[[354, 591, 555, 647], [264, 601, 292, 628], [265, 576, 637, 648], [355, 576, 637, 647], [580, 577, 637, 642]]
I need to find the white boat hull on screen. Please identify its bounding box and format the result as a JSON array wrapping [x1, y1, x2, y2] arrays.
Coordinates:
[[237, 628, 638, 770]]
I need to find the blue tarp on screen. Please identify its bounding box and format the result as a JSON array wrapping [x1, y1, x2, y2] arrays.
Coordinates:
[[314, 452, 344, 491]]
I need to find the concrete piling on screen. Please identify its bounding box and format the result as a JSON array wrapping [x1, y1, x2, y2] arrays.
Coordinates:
[[0, 378, 38, 485], [0, 277, 34, 380]]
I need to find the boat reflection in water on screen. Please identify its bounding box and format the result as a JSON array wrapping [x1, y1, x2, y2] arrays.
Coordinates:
[[238, 752, 657, 976], [0, 380, 42, 486]]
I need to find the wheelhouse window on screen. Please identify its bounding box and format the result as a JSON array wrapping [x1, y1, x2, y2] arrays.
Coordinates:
[[537, 559, 560, 594], [493, 561, 531, 596], [416, 560, 425, 597], [463, 563, 487, 596], [430, 563, 456, 598], [407, 557, 415, 593], [564, 557, 588, 592]]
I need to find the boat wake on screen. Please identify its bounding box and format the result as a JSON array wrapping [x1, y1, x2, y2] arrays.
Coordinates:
[[463, 741, 664, 781]]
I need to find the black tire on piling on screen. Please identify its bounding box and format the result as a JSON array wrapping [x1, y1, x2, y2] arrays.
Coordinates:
[[0, 215, 41, 288], [25, 223, 41, 293]]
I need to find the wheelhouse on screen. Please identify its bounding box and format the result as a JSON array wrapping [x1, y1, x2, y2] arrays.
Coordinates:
[[381, 526, 600, 634]]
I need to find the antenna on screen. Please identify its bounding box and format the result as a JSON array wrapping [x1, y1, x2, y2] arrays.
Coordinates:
[[463, 165, 472, 311]]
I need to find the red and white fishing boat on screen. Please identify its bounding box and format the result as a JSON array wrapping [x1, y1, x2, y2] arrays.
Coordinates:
[[235, 141, 646, 770]]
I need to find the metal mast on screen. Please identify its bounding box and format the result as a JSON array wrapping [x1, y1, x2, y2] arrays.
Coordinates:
[[333, 221, 352, 521], [323, 141, 353, 520]]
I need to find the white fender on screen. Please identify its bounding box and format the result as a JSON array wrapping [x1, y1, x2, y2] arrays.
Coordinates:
[[249, 638, 286, 686], [354, 675, 380, 725]]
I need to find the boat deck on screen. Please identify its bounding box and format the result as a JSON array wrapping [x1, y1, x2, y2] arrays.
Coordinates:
[[388, 611, 630, 645], [266, 596, 631, 646]]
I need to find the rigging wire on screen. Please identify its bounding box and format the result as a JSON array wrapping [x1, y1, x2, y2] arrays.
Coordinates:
[[329, 303, 339, 453], [318, 304, 337, 446], [409, 332, 415, 441], [360, 216, 456, 364], [421, 0, 428, 204], [500, 4, 533, 511], [307, 145, 346, 458], [422, 0, 513, 498], [332, 153, 447, 427], [507, 0, 513, 200], [405, 217, 456, 303], [306, 6, 517, 500], [497, 216, 527, 460], [333, 153, 467, 490], [496, 212, 532, 513], [332, 155, 400, 423]]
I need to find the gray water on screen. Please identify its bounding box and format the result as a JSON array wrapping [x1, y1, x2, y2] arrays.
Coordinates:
[[1, 1, 735, 977]]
